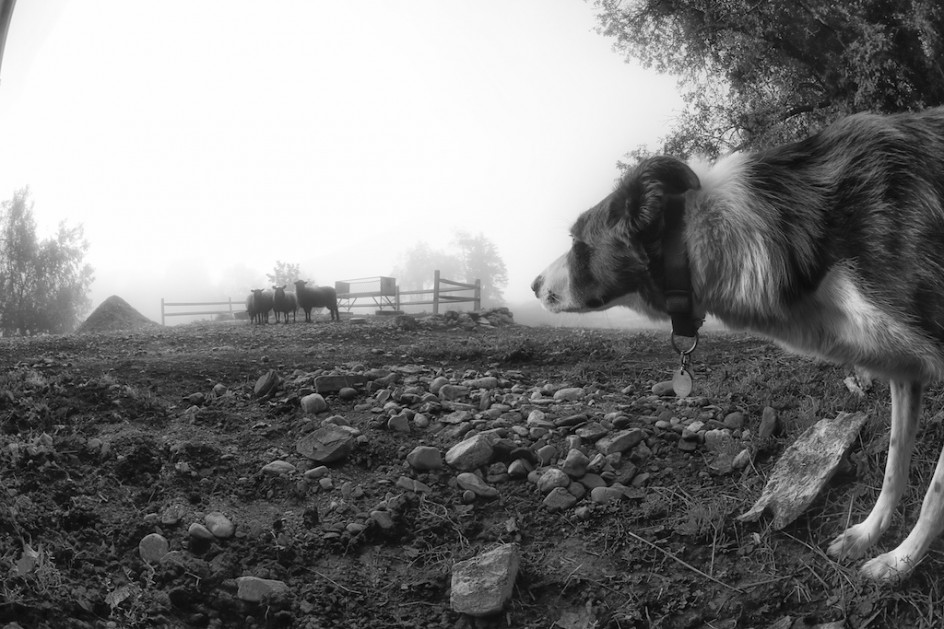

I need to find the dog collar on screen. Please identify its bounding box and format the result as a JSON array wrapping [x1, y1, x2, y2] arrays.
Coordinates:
[[662, 193, 701, 338]]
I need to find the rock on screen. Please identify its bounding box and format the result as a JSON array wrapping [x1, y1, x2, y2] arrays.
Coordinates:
[[507, 459, 532, 478], [590, 486, 624, 505], [235, 576, 290, 603], [723, 411, 745, 430], [739, 412, 869, 529], [296, 424, 360, 464], [338, 387, 358, 401], [456, 472, 499, 498], [466, 376, 499, 389], [596, 428, 646, 455], [543, 487, 578, 511], [262, 460, 296, 475], [370, 510, 395, 530], [387, 413, 411, 433], [300, 393, 328, 414], [732, 448, 753, 469], [429, 376, 450, 394], [536, 468, 571, 494], [553, 387, 584, 402], [253, 370, 281, 398], [526, 410, 554, 428], [445, 434, 495, 471], [536, 444, 558, 465], [314, 374, 367, 394], [759, 406, 779, 439], [652, 380, 675, 396], [439, 384, 470, 401], [450, 544, 519, 617], [406, 446, 443, 470], [575, 422, 609, 442], [204, 512, 235, 538], [561, 449, 589, 478], [138, 533, 169, 563]]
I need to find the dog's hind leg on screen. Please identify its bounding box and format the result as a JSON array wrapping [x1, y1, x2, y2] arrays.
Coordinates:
[[827, 380, 923, 563], [859, 433, 944, 582]]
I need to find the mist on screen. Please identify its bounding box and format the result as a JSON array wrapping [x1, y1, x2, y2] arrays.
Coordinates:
[[0, 1, 683, 329]]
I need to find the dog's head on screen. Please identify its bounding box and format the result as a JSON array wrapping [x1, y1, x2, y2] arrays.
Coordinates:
[[532, 156, 700, 314]]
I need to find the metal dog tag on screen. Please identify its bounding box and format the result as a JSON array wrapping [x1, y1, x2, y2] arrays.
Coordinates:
[[672, 368, 694, 398]]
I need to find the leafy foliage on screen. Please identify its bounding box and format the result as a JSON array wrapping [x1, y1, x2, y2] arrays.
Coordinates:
[[0, 189, 93, 335], [392, 232, 508, 307], [594, 0, 944, 157], [266, 260, 302, 289]]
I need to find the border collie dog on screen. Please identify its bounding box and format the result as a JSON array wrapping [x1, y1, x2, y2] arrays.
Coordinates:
[[533, 107, 944, 583]]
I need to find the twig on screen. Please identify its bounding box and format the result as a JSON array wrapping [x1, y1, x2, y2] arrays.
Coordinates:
[[307, 568, 362, 594], [625, 529, 745, 594]]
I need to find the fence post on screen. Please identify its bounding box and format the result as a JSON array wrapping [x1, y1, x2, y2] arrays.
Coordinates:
[[161, 298, 165, 326], [395, 285, 400, 312], [433, 270, 440, 315], [474, 279, 481, 311]]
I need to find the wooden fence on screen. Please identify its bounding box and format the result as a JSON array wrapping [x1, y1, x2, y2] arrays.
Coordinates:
[[336, 271, 481, 315], [160, 298, 240, 326], [397, 270, 481, 314], [161, 271, 481, 324]]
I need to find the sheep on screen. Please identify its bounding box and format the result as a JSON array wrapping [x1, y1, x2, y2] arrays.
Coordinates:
[[245, 292, 258, 324], [293, 280, 340, 322], [250, 288, 274, 324], [272, 285, 298, 323]]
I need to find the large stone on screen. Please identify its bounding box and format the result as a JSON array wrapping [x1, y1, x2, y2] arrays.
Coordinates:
[[456, 472, 499, 498], [406, 446, 443, 471], [300, 393, 328, 414], [253, 370, 281, 398], [138, 533, 169, 564], [296, 424, 360, 464], [235, 576, 290, 603], [314, 374, 367, 394], [536, 468, 571, 493], [445, 434, 495, 471], [596, 428, 647, 455], [739, 412, 869, 529], [450, 543, 519, 617]]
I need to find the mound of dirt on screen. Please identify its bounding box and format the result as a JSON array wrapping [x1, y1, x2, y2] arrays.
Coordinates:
[[76, 295, 160, 334]]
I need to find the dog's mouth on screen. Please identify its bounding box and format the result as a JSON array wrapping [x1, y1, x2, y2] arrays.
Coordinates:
[[531, 272, 615, 313]]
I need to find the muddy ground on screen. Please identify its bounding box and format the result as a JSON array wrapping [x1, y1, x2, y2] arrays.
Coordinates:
[[2, 311, 943, 628]]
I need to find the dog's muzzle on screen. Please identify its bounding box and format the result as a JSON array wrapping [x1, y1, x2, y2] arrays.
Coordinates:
[[532, 274, 559, 306]]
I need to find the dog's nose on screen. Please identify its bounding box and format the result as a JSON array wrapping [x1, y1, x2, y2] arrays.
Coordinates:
[[531, 275, 543, 296]]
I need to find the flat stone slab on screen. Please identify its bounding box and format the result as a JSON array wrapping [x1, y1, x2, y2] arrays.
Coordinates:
[[314, 374, 367, 394], [738, 411, 868, 529]]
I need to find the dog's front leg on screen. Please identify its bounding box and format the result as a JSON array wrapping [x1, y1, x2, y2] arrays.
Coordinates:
[[827, 380, 922, 564], [859, 431, 944, 583]]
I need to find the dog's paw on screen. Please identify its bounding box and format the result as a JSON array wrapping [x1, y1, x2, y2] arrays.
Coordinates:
[[827, 524, 877, 560], [859, 551, 916, 584]]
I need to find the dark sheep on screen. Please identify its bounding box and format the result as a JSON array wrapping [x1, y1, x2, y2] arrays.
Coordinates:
[[293, 280, 339, 322], [250, 288, 274, 324], [272, 285, 298, 323], [245, 293, 257, 324]]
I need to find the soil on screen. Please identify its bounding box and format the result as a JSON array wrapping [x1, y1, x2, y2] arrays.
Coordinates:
[[1, 306, 943, 629]]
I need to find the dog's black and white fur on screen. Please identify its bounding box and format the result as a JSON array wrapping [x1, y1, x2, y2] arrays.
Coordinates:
[[532, 107, 944, 583]]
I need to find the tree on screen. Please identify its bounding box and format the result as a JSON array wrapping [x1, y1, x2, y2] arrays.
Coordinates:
[[392, 233, 508, 308], [266, 260, 302, 288], [392, 242, 462, 291], [593, 0, 944, 157], [452, 232, 508, 307], [0, 188, 94, 335]]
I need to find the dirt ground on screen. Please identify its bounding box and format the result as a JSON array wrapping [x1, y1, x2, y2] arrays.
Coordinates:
[[2, 307, 944, 629]]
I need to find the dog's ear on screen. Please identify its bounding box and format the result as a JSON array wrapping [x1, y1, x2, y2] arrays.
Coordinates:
[[612, 156, 700, 236]]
